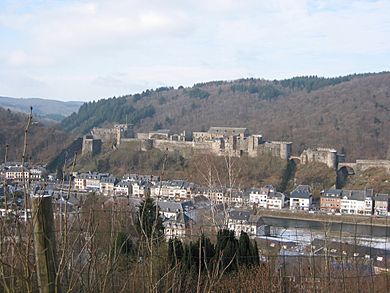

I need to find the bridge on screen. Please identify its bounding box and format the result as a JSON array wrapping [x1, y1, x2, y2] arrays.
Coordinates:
[[338, 160, 390, 175]]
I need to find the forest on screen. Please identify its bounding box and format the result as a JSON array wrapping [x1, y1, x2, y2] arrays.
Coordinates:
[[59, 72, 390, 161]]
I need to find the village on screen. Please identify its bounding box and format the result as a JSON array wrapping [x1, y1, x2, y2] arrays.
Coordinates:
[[1, 162, 389, 228], [1, 124, 390, 277]]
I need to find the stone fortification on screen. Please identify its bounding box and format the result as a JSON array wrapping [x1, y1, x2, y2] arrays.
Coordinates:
[[84, 125, 293, 160], [339, 160, 390, 173], [300, 148, 340, 169], [82, 135, 102, 156]]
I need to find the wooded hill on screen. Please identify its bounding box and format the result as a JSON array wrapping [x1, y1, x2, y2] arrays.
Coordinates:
[[0, 107, 73, 163], [60, 72, 390, 161]]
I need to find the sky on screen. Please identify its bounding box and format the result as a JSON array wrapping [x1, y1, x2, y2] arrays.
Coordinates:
[[0, 0, 389, 102]]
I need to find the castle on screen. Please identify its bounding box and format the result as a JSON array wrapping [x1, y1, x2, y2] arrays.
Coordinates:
[[82, 124, 293, 160], [298, 148, 345, 169]]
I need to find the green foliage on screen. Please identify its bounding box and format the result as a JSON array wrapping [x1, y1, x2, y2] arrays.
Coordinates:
[[168, 230, 259, 275], [115, 232, 134, 256], [158, 96, 167, 105], [215, 229, 238, 272], [60, 96, 155, 134], [188, 88, 210, 99], [238, 231, 259, 266], [275, 74, 374, 92], [136, 198, 164, 242], [230, 83, 282, 100], [56, 166, 63, 181]]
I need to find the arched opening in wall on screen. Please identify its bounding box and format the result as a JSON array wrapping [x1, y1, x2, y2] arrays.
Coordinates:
[[290, 157, 301, 165], [336, 166, 356, 188], [341, 166, 355, 175]]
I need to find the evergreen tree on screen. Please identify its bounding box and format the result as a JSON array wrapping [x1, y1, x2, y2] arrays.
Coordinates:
[[135, 198, 164, 243], [115, 232, 134, 256], [215, 229, 238, 272], [250, 240, 260, 266], [56, 166, 63, 181], [168, 238, 184, 268], [238, 231, 251, 266]]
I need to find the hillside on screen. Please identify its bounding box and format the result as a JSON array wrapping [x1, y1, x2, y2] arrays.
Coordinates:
[[74, 142, 289, 190], [60, 72, 390, 161], [0, 107, 74, 164], [0, 96, 82, 121]]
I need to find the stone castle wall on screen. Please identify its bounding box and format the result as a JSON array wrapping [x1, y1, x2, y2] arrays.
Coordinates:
[[300, 148, 337, 169], [85, 125, 293, 161]]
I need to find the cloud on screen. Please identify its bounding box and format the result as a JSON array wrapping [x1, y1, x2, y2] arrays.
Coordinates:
[[5, 50, 53, 66], [0, 0, 389, 101], [0, 71, 48, 97]]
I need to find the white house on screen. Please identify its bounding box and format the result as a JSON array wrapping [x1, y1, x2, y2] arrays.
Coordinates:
[[340, 189, 374, 215], [163, 213, 189, 240], [228, 210, 252, 237], [228, 210, 270, 238], [248, 187, 271, 208], [267, 192, 285, 209], [248, 185, 285, 209], [290, 185, 312, 211]]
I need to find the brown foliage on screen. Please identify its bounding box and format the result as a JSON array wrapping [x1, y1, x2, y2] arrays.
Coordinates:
[[128, 73, 390, 161], [0, 107, 73, 164]]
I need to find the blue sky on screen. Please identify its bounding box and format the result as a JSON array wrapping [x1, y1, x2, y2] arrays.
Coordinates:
[[0, 0, 389, 101]]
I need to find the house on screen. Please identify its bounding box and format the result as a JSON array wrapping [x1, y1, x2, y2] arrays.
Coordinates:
[[320, 189, 342, 213], [99, 176, 118, 196], [131, 180, 152, 197], [29, 167, 47, 181], [228, 210, 270, 237], [163, 213, 190, 240], [374, 193, 389, 216], [74, 172, 109, 191], [114, 181, 132, 196], [227, 210, 251, 236], [5, 166, 30, 181], [157, 201, 193, 239], [202, 188, 225, 204], [267, 192, 285, 209], [248, 187, 271, 208], [158, 201, 185, 220], [248, 185, 285, 209], [340, 189, 374, 215], [151, 180, 194, 200], [290, 185, 312, 211]]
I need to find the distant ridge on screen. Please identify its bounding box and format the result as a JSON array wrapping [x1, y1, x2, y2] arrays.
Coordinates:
[[0, 96, 82, 121]]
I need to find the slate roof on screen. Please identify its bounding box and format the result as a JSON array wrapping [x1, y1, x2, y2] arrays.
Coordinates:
[[100, 176, 117, 184], [269, 192, 284, 199], [228, 210, 251, 221], [322, 189, 343, 197], [290, 185, 312, 199], [158, 201, 184, 213], [342, 189, 373, 201], [374, 193, 389, 202]]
